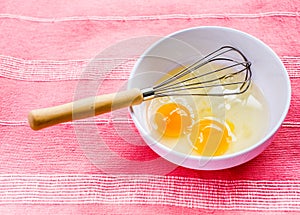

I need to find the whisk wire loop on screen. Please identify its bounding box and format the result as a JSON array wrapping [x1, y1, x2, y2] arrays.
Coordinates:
[[149, 46, 252, 98]]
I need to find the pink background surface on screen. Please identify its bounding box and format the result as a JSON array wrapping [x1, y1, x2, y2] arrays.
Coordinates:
[[0, 0, 299, 214]]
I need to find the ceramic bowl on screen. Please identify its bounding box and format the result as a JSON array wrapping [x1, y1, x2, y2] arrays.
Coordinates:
[[128, 26, 291, 170]]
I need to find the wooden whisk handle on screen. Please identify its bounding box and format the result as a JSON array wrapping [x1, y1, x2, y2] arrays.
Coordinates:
[[28, 88, 143, 130]]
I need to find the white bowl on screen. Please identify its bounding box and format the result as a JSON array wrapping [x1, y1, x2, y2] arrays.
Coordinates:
[[128, 26, 291, 170]]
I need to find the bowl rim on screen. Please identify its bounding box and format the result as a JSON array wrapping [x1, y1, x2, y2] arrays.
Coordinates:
[[128, 26, 292, 163]]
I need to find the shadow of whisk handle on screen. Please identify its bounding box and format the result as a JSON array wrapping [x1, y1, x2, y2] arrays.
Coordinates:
[[28, 88, 144, 130]]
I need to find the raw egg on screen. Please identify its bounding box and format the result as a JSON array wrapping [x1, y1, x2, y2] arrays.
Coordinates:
[[154, 102, 192, 137], [189, 118, 233, 156], [146, 65, 269, 157]]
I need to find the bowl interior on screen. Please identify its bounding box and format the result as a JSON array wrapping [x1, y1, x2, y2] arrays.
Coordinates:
[[128, 26, 291, 165]]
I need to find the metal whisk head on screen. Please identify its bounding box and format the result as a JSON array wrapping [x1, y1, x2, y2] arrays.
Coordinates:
[[142, 46, 252, 99]]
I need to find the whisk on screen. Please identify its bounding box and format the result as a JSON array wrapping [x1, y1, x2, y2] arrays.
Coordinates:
[[28, 46, 252, 130]]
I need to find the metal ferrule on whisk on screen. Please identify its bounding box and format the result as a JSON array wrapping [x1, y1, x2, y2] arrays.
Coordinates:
[[141, 88, 155, 100]]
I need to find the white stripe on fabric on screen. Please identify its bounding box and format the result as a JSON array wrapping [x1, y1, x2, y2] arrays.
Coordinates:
[[0, 55, 299, 81], [0, 174, 298, 210], [0, 12, 298, 22]]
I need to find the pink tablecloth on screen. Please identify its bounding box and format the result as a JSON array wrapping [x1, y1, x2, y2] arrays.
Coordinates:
[[0, 0, 299, 214]]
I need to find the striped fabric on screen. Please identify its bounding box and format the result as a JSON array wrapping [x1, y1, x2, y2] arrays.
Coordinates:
[[0, 0, 299, 214]]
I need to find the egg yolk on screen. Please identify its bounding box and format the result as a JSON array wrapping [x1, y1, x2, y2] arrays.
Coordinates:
[[190, 119, 232, 156], [154, 103, 191, 137]]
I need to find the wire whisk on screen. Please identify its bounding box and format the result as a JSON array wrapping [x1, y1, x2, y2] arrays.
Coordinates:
[[143, 46, 252, 98], [28, 46, 252, 130]]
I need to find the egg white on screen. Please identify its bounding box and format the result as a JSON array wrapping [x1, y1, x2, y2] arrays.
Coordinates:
[[146, 76, 269, 156]]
